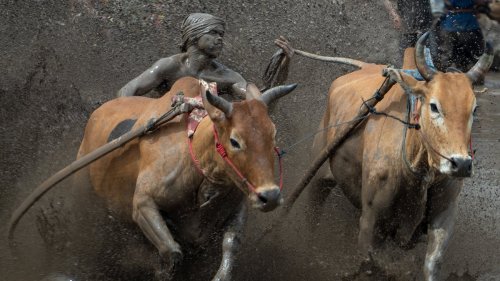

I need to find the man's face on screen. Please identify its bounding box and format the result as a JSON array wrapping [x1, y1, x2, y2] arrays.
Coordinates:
[[197, 24, 225, 58]]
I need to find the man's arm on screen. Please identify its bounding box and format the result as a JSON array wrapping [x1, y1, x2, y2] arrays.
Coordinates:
[[262, 36, 294, 90], [228, 73, 247, 100], [116, 57, 174, 97], [202, 62, 247, 100]]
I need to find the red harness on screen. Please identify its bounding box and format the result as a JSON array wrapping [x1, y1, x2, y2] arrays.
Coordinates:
[[187, 122, 284, 196]]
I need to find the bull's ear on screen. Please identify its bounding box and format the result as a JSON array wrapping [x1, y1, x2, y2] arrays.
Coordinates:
[[202, 90, 232, 122], [399, 72, 426, 96], [245, 83, 263, 101]]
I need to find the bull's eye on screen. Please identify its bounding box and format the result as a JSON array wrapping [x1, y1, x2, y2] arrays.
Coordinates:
[[230, 138, 241, 149], [430, 103, 439, 114]]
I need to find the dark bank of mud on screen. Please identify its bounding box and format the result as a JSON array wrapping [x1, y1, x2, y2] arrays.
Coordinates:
[[1, 1, 499, 281]]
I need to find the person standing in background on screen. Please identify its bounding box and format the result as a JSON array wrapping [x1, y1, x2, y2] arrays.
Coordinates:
[[429, 0, 490, 71], [383, 0, 433, 60]]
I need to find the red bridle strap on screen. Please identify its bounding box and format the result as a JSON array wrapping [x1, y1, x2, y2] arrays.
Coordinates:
[[187, 122, 284, 195], [212, 124, 257, 194], [212, 124, 284, 194]]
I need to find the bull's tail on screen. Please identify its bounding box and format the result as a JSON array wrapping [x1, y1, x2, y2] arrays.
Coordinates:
[[262, 48, 367, 89], [295, 49, 367, 68]]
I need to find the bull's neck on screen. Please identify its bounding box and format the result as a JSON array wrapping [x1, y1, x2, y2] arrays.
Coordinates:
[[404, 129, 428, 173], [190, 117, 232, 185], [401, 107, 431, 178], [388, 88, 427, 178]]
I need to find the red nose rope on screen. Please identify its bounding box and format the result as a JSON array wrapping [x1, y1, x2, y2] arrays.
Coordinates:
[[187, 123, 284, 195]]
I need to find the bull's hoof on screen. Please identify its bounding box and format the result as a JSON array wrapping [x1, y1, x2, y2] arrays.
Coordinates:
[[155, 267, 173, 281], [211, 272, 231, 281], [166, 249, 183, 272], [156, 249, 183, 281]]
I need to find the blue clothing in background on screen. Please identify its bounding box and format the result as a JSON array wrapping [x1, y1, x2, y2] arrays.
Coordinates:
[[441, 0, 480, 32]]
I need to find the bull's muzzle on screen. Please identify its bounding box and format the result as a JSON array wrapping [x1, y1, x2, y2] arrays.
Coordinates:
[[252, 186, 282, 212], [450, 156, 473, 177]]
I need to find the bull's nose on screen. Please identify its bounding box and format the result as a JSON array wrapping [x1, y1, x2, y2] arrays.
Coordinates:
[[257, 188, 281, 206], [450, 157, 472, 177]]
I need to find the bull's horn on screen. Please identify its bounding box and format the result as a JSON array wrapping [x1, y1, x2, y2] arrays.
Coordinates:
[[415, 32, 436, 81], [261, 84, 298, 105], [205, 90, 233, 116], [466, 42, 494, 83]]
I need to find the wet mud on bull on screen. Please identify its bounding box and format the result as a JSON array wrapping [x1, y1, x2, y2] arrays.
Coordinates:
[[2, 1, 500, 281], [7, 77, 297, 280]]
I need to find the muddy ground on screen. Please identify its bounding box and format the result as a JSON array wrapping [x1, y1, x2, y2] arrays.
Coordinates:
[[1, 1, 499, 281]]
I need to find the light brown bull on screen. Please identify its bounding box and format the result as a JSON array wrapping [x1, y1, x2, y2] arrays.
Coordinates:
[[309, 33, 492, 281], [14, 76, 296, 280]]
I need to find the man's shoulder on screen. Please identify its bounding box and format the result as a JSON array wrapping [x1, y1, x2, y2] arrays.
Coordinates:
[[151, 54, 184, 73], [155, 54, 183, 66]]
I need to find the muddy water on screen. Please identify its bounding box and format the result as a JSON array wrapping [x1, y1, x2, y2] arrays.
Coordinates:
[[1, 1, 499, 280], [2, 77, 500, 281], [2, 77, 499, 281]]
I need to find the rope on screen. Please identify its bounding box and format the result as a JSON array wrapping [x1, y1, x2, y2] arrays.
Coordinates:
[[278, 75, 395, 156], [361, 98, 421, 130], [278, 115, 370, 156], [294, 49, 367, 68], [401, 97, 423, 176]]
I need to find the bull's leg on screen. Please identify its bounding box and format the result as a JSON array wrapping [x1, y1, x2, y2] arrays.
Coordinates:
[[308, 180, 332, 213], [212, 203, 248, 281], [423, 181, 461, 281], [132, 194, 183, 279], [394, 188, 428, 248], [307, 175, 336, 230], [358, 179, 395, 254], [358, 204, 378, 254]]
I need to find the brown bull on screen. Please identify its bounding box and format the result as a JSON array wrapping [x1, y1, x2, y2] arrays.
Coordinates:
[[29, 76, 296, 280], [309, 33, 492, 281]]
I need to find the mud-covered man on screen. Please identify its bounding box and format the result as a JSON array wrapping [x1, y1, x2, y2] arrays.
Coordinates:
[[117, 13, 292, 99]]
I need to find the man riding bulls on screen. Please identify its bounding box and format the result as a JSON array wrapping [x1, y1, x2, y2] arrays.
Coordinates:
[[117, 13, 293, 99]]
